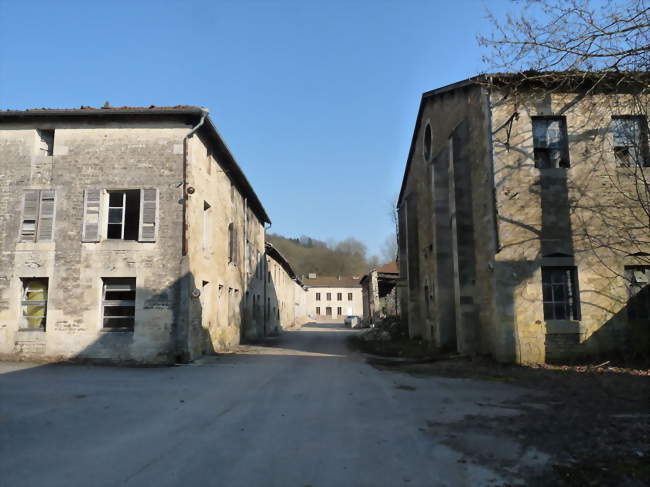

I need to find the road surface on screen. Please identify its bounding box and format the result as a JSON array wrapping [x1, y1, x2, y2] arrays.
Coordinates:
[[0, 323, 545, 487]]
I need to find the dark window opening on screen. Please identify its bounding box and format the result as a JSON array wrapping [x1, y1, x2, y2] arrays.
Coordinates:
[[337, 306, 342, 316], [337, 293, 342, 301], [532, 117, 570, 168], [542, 267, 580, 320], [102, 278, 135, 331], [625, 266, 649, 322], [21, 278, 48, 330], [37, 129, 54, 156], [423, 124, 432, 161], [348, 293, 353, 301], [316, 293, 321, 301], [107, 190, 140, 240]]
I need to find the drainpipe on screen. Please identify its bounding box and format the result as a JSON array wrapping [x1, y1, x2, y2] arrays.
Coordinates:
[[177, 108, 208, 362]]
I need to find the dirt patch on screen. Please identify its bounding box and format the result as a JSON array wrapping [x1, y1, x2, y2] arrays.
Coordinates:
[[378, 356, 650, 486]]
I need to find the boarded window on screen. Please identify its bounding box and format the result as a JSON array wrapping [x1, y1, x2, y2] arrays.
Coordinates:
[[612, 116, 649, 167], [542, 267, 580, 320], [102, 278, 136, 331], [21, 278, 48, 329], [20, 190, 56, 242], [532, 117, 570, 168]]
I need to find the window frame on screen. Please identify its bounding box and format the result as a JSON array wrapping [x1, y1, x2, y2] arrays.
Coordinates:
[[541, 266, 581, 321], [316, 292, 321, 301], [20, 278, 48, 330], [348, 292, 353, 301], [101, 277, 136, 332], [337, 292, 342, 301], [532, 116, 570, 169], [611, 115, 649, 167], [326, 292, 331, 301]]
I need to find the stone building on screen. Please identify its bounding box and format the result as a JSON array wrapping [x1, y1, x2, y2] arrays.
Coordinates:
[[397, 73, 649, 364], [304, 275, 363, 321], [360, 261, 399, 323], [0, 106, 272, 363], [264, 242, 308, 333]]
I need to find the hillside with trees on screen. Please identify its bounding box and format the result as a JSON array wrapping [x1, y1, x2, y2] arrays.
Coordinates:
[[266, 234, 380, 278]]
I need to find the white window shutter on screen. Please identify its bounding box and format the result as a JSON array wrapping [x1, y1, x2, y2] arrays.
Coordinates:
[[82, 189, 101, 242], [139, 188, 158, 242], [36, 190, 56, 241], [20, 190, 40, 241]]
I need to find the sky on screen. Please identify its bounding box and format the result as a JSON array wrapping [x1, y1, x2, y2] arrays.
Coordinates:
[[0, 0, 514, 258]]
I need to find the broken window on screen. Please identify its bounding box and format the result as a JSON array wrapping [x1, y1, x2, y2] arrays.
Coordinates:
[[348, 293, 353, 301], [337, 293, 342, 301], [37, 129, 54, 156], [102, 278, 136, 331], [612, 116, 649, 167], [21, 278, 48, 329], [542, 267, 580, 320], [107, 190, 140, 240], [532, 117, 570, 168], [20, 190, 56, 242], [326, 292, 331, 300], [316, 293, 321, 301], [625, 266, 649, 322]]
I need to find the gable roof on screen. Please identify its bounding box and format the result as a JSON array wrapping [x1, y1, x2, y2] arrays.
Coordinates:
[[0, 105, 270, 224]]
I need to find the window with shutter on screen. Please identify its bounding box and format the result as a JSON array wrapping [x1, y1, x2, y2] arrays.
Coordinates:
[[82, 189, 101, 242], [20, 189, 56, 242], [139, 189, 158, 242]]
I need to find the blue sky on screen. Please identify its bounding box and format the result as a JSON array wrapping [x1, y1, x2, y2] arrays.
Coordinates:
[[0, 0, 512, 257]]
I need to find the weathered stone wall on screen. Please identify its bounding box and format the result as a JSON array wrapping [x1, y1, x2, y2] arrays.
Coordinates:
[[491, 89, 649, 363], [265, 255, 308, 332], [186, 134, 266, 356], [0, 121, 186, 363]]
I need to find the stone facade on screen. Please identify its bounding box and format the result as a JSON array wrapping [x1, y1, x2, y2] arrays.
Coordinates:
[[0, 107, 272, 363], [304, 275, 363, 321], [264, 243, 308, 333], [361, 261, 399, 323], [397, 74, 649, 363]]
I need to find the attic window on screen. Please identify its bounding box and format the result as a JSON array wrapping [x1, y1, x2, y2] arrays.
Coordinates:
[[37, 129, 54, 156]]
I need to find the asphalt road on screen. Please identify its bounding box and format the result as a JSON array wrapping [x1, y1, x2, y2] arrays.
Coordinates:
[[0, 323, 545, 487]]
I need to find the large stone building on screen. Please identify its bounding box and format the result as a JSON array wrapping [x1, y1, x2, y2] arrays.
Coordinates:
[[0, 106, 275, 363], [304, 275, 363, 321], [264, 242, 308, 333], [397, 72, 649, 364]]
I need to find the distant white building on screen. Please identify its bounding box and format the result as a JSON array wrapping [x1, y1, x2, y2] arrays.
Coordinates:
[[304, 275, 363, 320]]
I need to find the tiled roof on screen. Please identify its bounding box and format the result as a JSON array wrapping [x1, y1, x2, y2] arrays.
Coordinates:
[[376, 261, 398, 274], [304, 276, 362, 288]]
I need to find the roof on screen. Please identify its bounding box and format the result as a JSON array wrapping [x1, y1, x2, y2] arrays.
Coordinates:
[[265, 242, 297, 281], [0, 105, 270, 224], [376, 261, 399, 275], [304, 276, 362, 288], [397, 70, 650, 205]]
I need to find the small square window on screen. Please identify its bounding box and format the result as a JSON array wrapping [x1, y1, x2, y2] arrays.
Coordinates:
[[21, 278, 48, 330], [532, 117, 570, 168], [102, 278, 136, 331]]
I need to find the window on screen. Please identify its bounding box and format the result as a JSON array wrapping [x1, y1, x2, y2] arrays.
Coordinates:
[[203, 201, 211, 254], [102, 278, 136, 331], [21, 278, 48, 329], [326, 292, 331, 300], [316, 306, 320, 315], [20, 190, 56, 242], [612, 116, 649, 167], [337, 293, 342, 301], [107, 190, 140, 240], [625, 266, 649, 322], [228, 223, 235, 263], [532, 117, 570, 168], [37, 129, 54, 156], [348, 293, 353, 301], [326, 307, 332, 316], [337, 306, 342, 316], [423, 123, 432, 161], [542, 267, 580, 320], [316, 292, 321, 301]]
